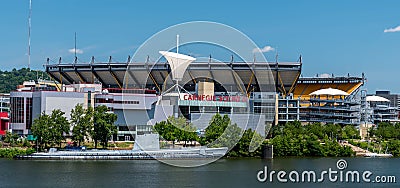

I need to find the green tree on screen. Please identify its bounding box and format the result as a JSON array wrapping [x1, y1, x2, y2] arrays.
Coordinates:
[[4, 131, 19, 146], [153, 120, 176, 144], [305, 122, 324, 139], [230, 129, 264, 157], [372, 122, 396, 139], [323, 123, 341, 140], [153, 116, 198, 146], [341, 125, 359, 139], [200, 114, 266, 157], [49, 109, 70, 147], [208, 122, 243, 149], [31, 109, 69, 149], [199, 113, 231, 145], [267, 122, 355, 157], [70, 104, 94, 146], [387, 140, 400, 157], [170, 117, 198, 146], [31, 112, 52, 150], [91, 105, 117, 148]]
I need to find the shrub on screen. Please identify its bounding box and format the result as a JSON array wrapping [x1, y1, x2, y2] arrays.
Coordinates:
[[0, 148, 35, 159]]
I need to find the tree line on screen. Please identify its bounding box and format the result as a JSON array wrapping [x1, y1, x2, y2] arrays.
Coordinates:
[[154, 117, 358, 157], [368, 122, 400, 140], [267, 121, 356, 157], [155, 114, 270, 158], [0, 68, 50, 93], [31, 104, 117, 150]]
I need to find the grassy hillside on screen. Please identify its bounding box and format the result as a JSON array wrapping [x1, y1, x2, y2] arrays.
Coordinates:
[[0, 68, 50, 93]]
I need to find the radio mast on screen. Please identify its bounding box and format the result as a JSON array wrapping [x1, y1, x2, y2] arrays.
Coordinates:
[[28, 0, 32, 69]]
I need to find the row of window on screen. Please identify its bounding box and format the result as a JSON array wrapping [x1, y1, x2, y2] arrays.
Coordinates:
[[95, 98, 139, 105], [26, 98, 32, 129], [114, 101, 140, 104], [10, 97, 24, 123], [253, 107, 274, 114], [10, 97, 32, 129], [254, 102, 275, 106]]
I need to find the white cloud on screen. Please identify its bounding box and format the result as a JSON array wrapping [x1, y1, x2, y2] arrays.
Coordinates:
[[68, 48, 84, 54], [384, 26, 400, 33], [253, 46, 275, 53]]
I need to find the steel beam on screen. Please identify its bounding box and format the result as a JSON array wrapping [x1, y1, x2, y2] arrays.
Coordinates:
[[74, 67, 87, 83], [127, 70, 141, 87], [91, 67, 106, 86], [109, 66, 123, 89], [59, 67, 75, 84]]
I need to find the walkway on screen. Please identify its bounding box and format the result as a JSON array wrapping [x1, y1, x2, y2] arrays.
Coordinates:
[[340, 141, 372, 156]]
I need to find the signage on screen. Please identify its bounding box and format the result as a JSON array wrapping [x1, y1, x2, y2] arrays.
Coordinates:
[[182, 94, 248, 102]]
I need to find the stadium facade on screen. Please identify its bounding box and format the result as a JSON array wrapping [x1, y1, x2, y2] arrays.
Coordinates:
[[7, 57, 398, 140]]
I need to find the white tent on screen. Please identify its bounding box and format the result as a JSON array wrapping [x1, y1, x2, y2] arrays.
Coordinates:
[[366, 95, 390, 102], [159, 51, 196, 81], [309, 88, 349, 96]]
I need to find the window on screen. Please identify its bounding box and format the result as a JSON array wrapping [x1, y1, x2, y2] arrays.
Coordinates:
[[87, 91, 92, 107], [113, 100, 139, 104], [26, 98, 32, 129], [95, 98, 114, 103], [254, 102, 275, 106], [10, 97, 24, 123]]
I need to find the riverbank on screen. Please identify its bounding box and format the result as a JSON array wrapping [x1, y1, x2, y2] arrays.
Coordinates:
[[0, 148, 35, 159]]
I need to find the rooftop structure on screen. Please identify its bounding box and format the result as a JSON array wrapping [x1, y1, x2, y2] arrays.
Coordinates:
[[366, 96, 390, 102], [278, 76, 365, 125], [366, 95, 399, 124], [293, 76, 364, 101], [371, 90, 400, 110], [309, 88, 349, 96], [159, 51, 196, 82], [44, 57, 302, 96]]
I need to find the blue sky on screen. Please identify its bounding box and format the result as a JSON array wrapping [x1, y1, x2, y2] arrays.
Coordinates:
[[1, 0, 400, 93]]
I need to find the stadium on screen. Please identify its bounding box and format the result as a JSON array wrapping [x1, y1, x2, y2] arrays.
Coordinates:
[[9, 53, 382, 140]]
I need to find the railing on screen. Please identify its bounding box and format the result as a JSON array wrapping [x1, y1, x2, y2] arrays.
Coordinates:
[[307, 106, 359, 112]]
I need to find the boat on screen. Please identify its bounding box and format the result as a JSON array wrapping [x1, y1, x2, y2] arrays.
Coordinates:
[[16, 134, 228, 160], [364, 153, 393, 158]]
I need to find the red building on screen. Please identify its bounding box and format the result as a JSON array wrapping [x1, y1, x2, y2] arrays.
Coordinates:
[[0, 112, 9, 136]]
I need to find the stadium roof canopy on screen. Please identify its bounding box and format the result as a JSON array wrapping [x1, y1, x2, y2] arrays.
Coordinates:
[[45, 60, 302, 95], [310, 88, 349, 96], [293, 76, 365, 100], [366, 95, 390, 102]]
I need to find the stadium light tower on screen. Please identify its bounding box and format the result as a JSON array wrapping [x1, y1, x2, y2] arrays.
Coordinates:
[[159, 35, 196, 95]]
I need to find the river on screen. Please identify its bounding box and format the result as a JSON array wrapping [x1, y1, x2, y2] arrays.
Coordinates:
[[1, 157, 399, 187]]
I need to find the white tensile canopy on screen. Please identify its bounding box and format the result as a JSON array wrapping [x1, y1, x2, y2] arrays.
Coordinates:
[[309, 88, 349, 96], [366, 95, 390, 102], [159, 51, 196, 81]]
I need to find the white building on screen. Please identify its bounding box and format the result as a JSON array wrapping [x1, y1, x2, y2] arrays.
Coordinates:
[[366, 95, 399, 124], [10, 82, 97, 135]]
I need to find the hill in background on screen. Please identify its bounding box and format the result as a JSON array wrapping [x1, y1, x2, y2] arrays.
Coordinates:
[[0, 68, 50, 93]]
